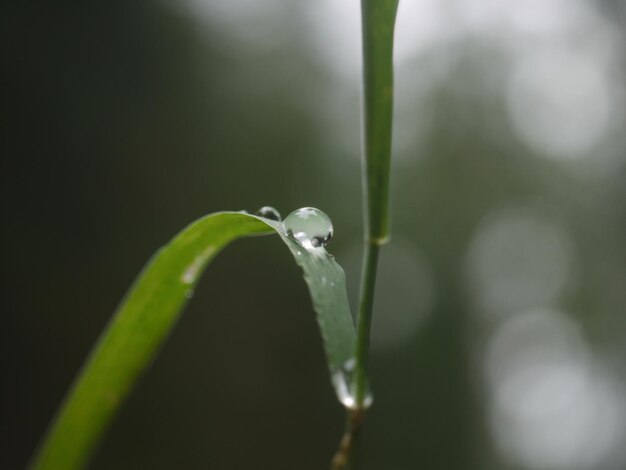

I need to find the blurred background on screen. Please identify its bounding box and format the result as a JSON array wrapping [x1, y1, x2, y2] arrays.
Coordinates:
[[2, 0, 626, 468]]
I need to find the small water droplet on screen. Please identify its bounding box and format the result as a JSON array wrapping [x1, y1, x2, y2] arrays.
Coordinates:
[[332, 358, 373, 410], [185, 289, 194, 299], [255, 206, 282, 221], [181, 246, 215, 285], [283, 207, 333, 250], [239, 210, 249, 214]]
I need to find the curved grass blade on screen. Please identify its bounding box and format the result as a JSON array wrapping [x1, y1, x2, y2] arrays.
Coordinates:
[[263, 219, 356, 371], [31, 211, 356, 470]]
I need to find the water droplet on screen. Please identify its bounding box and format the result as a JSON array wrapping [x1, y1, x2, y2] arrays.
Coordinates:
[[283, 207, 333, 250], [181, 246, 215, 285], [239, 210, 249, 214], [332, 358, 373, 410], [185, 289, 194, 299], [255, 206, 282, 221]]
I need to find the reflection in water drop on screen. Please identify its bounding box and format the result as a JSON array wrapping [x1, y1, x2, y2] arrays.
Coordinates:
[[283, 207, 333, 250], [332, 358, 373, 410], [255, 206, 282, 221]]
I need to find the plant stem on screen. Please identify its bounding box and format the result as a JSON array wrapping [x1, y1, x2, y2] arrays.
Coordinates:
[[354, 241, 380, 404], [355, 0, 397, 404], [331, 410, 365, 470], [360, 0, 399, 243], [330, 242, 380, 469], [331, 1, 398, 468]]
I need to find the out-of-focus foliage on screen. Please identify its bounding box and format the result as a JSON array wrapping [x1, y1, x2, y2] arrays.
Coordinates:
[[2, 1, 626, 469]]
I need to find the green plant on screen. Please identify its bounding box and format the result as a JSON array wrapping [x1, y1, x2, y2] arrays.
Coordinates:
[[30, 2, 398, 469], [332, 1, 398, 468]]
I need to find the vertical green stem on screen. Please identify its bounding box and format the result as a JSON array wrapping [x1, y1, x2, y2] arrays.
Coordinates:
[[360, 0, 399, 244], [354, 242, 380, 405], [354, 0, 398, 412], [331, 242, 379, 469], [331, 1, 398, 469]]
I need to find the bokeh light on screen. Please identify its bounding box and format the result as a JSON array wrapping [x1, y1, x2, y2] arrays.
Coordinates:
[[4, 0, 626, 468], [341, 241, 435, 351], [507, 49, 615, 160], [484, 309, 626, 469], [465, 206, 576, 319]]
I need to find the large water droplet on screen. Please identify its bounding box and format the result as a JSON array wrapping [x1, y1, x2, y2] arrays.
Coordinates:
[[332, 358, 373, 410], [255, 206, 282, 221], [283, 207, 333, 249]]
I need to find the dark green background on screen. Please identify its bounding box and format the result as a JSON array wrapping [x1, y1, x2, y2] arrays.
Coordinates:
[[2, 1, 626, 469]]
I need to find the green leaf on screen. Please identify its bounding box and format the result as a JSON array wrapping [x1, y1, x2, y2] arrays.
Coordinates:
[[361, 0, 399, 243], [31, 211, 356, 470]]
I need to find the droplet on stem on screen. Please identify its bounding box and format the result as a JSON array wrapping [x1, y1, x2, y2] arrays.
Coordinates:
[[332, 358, 373, 410]]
